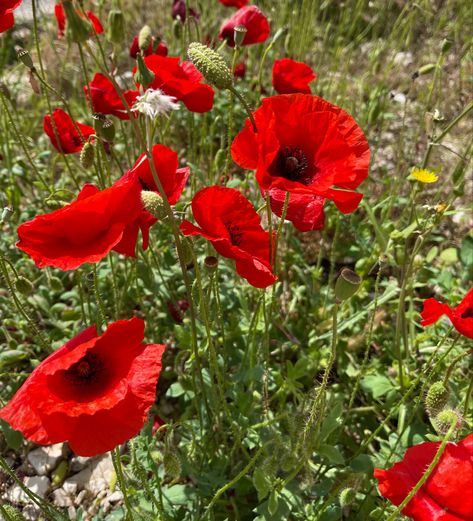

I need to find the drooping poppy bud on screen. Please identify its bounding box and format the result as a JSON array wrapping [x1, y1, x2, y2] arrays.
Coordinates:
[[425, 381, 450, 416], [134, 53, 156, 89], [62, 0, 94, 43], [138, 25, 153, 53], [107, 9, 125, 44]]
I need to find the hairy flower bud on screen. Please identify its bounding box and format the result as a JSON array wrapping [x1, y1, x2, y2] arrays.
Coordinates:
[[339, 487, 356, 508], [163, 449, 181, 480], [334, 268, 362, 301], [134, 53, 156, 89], [425, 381, 450, 416], [433, 409, 462, 435], [187, 42, 232, 90], [141, 191, 167, 219], [80, 141, 95, 168], [15, 276, 34, 295], [138, 25, 153, 52], [107, 9, 125, 44]]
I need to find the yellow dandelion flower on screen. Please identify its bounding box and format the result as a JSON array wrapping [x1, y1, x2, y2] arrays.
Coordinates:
[[410, 168, 439, 184]]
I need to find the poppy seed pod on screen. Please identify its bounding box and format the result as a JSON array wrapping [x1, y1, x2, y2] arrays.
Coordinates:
[[425, 381, 450, 416], [107, 9, 125, 44], [138, 25, 153, 52], [134, 53, 155, 90], [334, 268, 362, 301], [204, 255, 218, 273], [187, 42, 232, 90], [16, 48, 35, 70], [233, 24, 247, 48], [141, 190, 167, 219], [62, 0, 93, 43]]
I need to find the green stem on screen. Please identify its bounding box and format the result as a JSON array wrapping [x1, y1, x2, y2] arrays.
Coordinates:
[[112, 447, 135, 521]]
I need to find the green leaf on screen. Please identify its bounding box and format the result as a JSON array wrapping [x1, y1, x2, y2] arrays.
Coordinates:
[[350, 454, 375, 473], [318, 444, 344, 465], [460, 235, 473, 266], [361, 375, 394, 399], [253, 467, 271, 501], [268, 490, 279, 517], [1, 419, 23, 450]]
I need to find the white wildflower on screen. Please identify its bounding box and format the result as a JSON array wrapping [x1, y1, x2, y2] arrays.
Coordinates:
[[131, 88, 179, 119]]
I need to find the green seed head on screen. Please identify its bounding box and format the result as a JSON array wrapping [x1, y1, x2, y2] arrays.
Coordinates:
[[187, 42, 232, 90], [433, 409, 462, 435]]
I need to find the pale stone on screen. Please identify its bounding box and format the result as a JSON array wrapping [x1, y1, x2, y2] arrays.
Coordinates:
[[27, 443, 65, 475]]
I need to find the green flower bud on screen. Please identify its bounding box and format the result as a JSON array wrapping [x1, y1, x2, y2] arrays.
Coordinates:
[[433, 409, 462, 435], [134, 53, 155, 89], [441, 38, 453, 54], [180, 238, 194, 265], [107, 10, 125, 44], [1, 505, 27, 521], [339, 487, 356, 508], [51, 460, 69, 487], [141, 191, 167, 219], [138, 25, 153, 52], [92, 113, 116, 142], [425, 381, 450, 416], [63, 0, 93, 43], [1, 206, 13, 223], [15, 276, 34, 295], [80, 141, 95, 168], [187, 42, 232, 90], [334, 268, 362, 301], [163, 449, 181, 480]]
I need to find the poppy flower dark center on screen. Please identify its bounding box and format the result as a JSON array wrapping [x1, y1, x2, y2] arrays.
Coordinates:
[[274, 146, 312, 185], [67, 353, 102, 383], [72, 135, 83, 148], [224, 220, 243, 246], [460, 307, 473, 319]]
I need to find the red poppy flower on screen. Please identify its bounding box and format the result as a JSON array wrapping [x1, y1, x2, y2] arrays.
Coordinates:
[[421, 288, 473, 339], [180, 186, 277, 288], [54, 2, 103, 39], [135, 56, 214, 113], [219, 6, 270, 47], [219, 0, 249, 7], [125, 144, 190, 205], [167, 299, 190, 324], [0, 0, 22, 33], [172, 0, 199, 21], [129, 36, 168, 59], [272, 58, 316, 95], [374, 433, 473, 521], [231, 94, 370, 230], [233, 62, 246, 79], [43, 108, 95, 154], [85, 73, 139, 120], [16, 174, 154, 269], [0, 318, 165, 457]]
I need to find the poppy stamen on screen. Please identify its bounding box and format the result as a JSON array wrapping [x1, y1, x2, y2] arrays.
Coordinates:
[[276, 146, 311, 184], [224, 220, 243, 246], [460, 308, 473, 319], [67, 352, 101, 383]]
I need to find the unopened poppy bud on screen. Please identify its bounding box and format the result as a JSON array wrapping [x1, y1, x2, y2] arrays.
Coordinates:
[[425, 381, 450, 416], [180, 238, 194, 265], [233, 25, 247, 48], [173, 18, 182, 38], [16, 48, 35, 71], [412, 63, 436, 80], [334, 268, 362, 301], [15, 276, 34, 295], [80, 141, 95, 168], [339, 487, 356, 508], [163, 449, 181, 480], [51, 460, 68, 487], [62, 0, 93, 43], [92, 113, 115, 142], [134, 53, 155, 89], [141, 191, 167, 219], [1, 505, 27, 521], [107, 9, 125, 44], [433, 409, 462, 435], [138, 25, 153, 52], [441, 38, 453, 54], [49, 276, 64, 291], [187, 42, 232, 90], [204, 255, 218, 273]]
